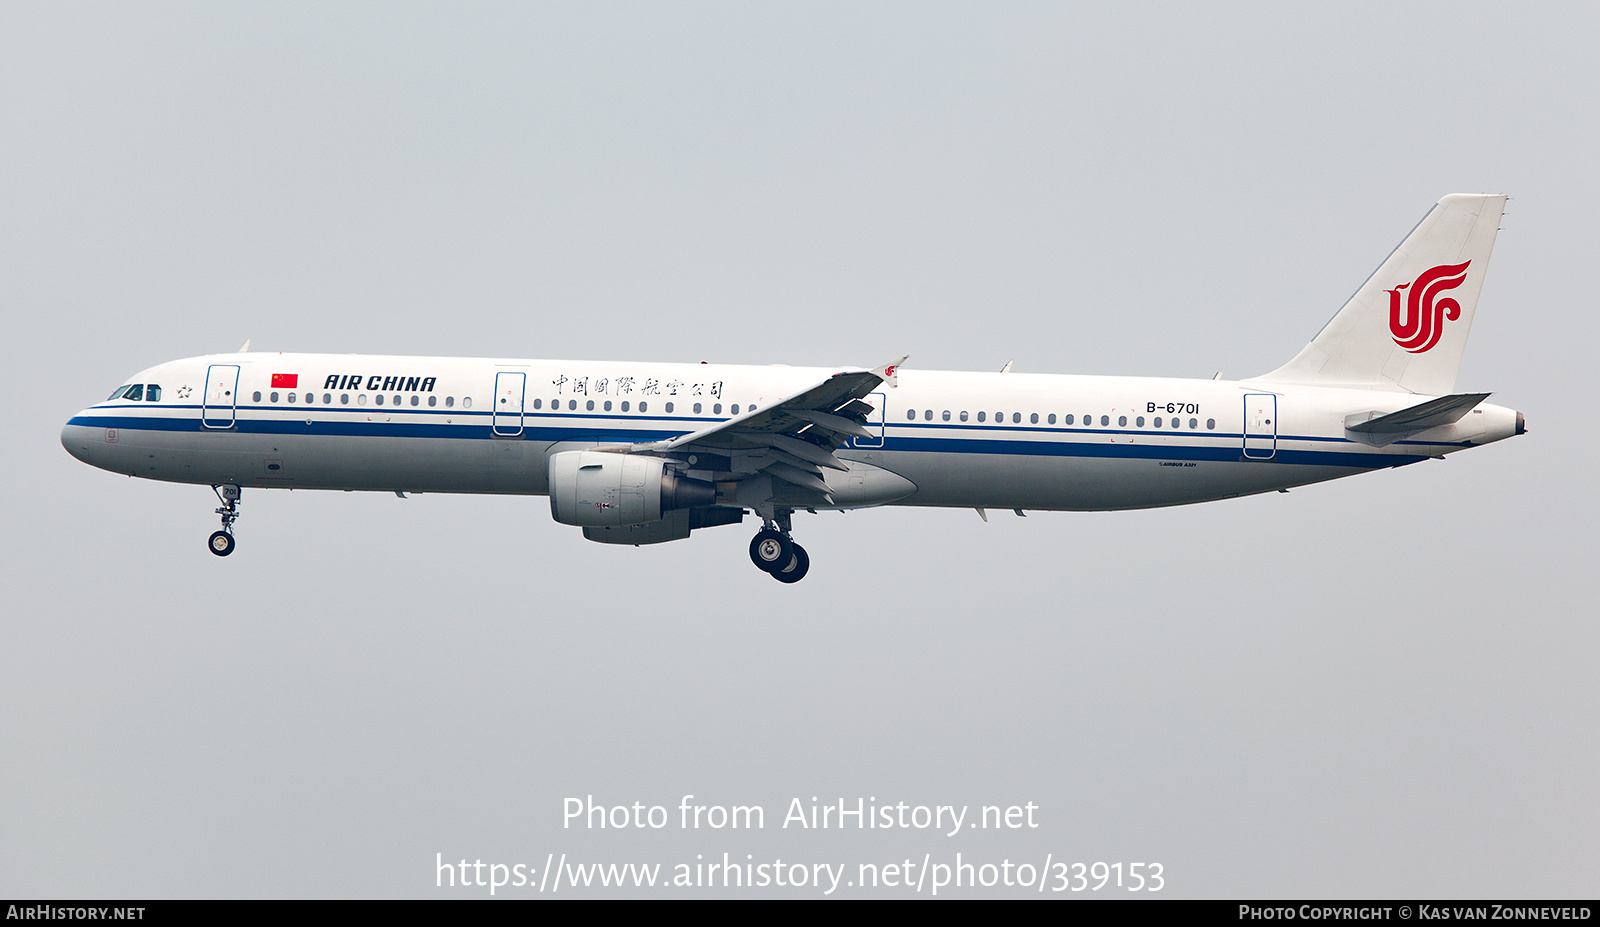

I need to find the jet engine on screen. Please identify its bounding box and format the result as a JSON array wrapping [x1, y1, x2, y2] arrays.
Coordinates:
[[548, 450, 715, 527]]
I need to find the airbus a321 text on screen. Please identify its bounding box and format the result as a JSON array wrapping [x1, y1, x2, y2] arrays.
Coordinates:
[[63, 194, 1524, 582]]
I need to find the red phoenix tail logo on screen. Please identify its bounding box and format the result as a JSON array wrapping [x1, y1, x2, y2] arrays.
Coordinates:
[[1387, 261, 1471, 354]]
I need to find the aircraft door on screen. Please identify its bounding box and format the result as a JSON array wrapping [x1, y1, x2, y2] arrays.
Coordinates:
[[851, 391, 886, 448], [202, 365, 240, 429], [1243, 393, 1277, 459], [493, 371, 526, 436]]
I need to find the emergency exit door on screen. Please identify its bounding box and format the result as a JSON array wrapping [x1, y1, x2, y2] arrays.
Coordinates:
[[493, 371, 526, 436], [1243, 393, 1277, 459], [202, 365, 240, 429]]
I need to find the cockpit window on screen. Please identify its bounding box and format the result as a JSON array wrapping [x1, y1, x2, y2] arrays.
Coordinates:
[[145, 384, 161, 401], [123, 384, 144, 402], [108, 385, 133, 401]]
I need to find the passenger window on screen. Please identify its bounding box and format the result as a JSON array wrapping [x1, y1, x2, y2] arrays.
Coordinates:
[[271, 391, 280, 403], [568, 400, 576, 410], [357, 394, 368, 406], [959, 411, 968, 422], [1100, 415, 1109, 426], [1065, 414, 1074, 425], [374, 394, 382, 405], [907, 410, 916, 421], [464, 397, 473, 409], [714, 403, 722, 415], [1118, 415, 1127, 426], [639, 401, 648, 412], [394, 395, 402, 406], [1047, 413, 1055, 424], [253, 391, 262, 402], [411, 395, 419, 406], [1136, 416, 1144, 427], [533, 399, 542, 410], [665, 402, 675, 413], [288, 392, 297, 403], [923, 409, 932, 421], [977, 411, 986, 422], [587, 400, 595, 411], [604, 401, 612, 411], [1203, 418, 1212, 429], [1030, 413, 1038, 424], [621, 401, 630, 412], [1013, 412, 1021, 424], [749, 405, 756, 411], [341, 394, 350, 405], [444, 396, 453, 408], [730, 404, 739, 414], [694, 402, 702, 414], [145, 385, 161, 401], [942, 410, 950, 421], [324, 393, 332, 404], [428, 395, 436, 407], [1154, 417, 1162, 428]]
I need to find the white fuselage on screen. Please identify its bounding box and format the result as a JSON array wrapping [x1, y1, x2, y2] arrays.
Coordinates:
[[61, 352, 1521, 512]]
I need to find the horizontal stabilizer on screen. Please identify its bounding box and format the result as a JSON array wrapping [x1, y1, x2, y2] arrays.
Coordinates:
[[1345, 392, 1490, 446]]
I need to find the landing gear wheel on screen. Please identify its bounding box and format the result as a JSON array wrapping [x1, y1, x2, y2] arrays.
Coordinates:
[[771, 543, 809, 583], [209, 484, 242, 558], [749, 529, 793, 573]]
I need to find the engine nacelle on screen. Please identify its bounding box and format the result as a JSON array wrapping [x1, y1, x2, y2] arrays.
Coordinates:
[[548, 450, 715, 527]]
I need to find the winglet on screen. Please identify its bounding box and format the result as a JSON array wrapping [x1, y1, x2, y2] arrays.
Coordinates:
[[872, 355, 909, 388]]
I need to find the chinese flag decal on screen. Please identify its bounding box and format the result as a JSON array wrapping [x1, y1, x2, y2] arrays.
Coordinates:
[[271, 373, 299, 388]]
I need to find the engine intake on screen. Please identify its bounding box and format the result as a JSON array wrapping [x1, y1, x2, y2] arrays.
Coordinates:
[[548, 451, 715, 527]]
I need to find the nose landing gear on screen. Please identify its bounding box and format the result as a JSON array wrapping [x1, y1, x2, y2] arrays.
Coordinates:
[[749, 509, 809, 583], [209, 484, 241, 557]]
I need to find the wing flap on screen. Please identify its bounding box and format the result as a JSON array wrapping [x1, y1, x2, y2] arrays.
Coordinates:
[[766, 433, 848, 470], [788, 408, 874, 441]]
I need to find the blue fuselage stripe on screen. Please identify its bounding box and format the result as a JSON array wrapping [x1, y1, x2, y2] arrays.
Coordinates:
[[68, 408, 1427, 470]]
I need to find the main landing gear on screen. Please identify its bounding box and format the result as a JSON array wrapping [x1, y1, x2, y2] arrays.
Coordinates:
[[208, 484, 241, 557], [748, 510, 809, 583]]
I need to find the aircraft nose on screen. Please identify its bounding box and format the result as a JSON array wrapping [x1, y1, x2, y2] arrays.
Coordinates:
[[61, 415, 103, 467]]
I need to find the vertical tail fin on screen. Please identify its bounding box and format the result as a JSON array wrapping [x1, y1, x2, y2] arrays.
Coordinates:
[[1255, 194, 1507, 395]]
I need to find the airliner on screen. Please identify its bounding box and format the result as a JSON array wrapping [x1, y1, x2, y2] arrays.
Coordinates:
[[62, 194, 1524, 582]]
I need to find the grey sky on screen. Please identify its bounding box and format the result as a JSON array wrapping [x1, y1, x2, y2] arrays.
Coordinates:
[[2, 2, 1595, 897]]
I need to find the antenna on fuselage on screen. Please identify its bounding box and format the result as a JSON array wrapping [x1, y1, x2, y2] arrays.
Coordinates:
[[999, 360, 1013, 373], [237, 339, 252, 353]]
